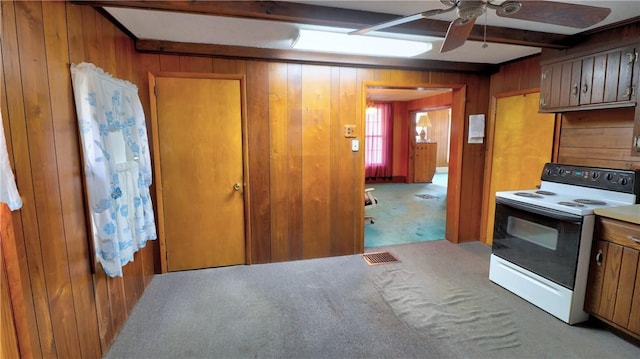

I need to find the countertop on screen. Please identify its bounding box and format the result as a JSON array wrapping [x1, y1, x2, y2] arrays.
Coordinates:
[[594, 205, 640, 225]]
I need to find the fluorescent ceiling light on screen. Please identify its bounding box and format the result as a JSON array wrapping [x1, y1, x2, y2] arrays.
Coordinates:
[[292, 29, 432, 58]]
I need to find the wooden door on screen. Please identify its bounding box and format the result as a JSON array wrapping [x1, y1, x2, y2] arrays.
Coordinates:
[[485, 92, 555, 245], [152, 75, 247, 272]]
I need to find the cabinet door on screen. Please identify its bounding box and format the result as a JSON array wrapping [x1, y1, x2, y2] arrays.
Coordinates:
[[617, 47, 636, 102], [414, 143, 436, 183], [590, 53, 607, 104], [585, 239, 608, 314], [628, 262, 640, 334], [612, 247, 639, 328], [603, 50, 622, 103], [569, 59, 582, 107], [579, 57, 594, 105], [558, 61, 574, 107], [549, 62, 564, 108], [539, 65, 553, 109], [599, 241, 623, 321]]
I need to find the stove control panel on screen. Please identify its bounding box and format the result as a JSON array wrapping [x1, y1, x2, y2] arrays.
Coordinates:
[[541, 163, 640, 195]]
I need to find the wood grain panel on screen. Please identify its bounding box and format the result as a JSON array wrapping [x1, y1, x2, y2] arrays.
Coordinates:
[[459, 74, 490, 242], [580, 57, 594, 105], [1, 202, 32, 359], [585, 240, 607, 315], [430, 109, 452, 168], [570, 60, 582, 107], [42, 2, 102, 357], [612, 248, 639, 327], [557, 106, 640, 166], [549, 62, 563, 108], [604, 51, 621, 103], [246, 61, 271, 263], [212, 58, 242, 73], [159, 54, 181, 72], [559, 147, 638, 162], [629, 261, 640, 334], [559, 62, 573, 107], [446, 87, 466, 243], [331, 67, 359, 255], [132, 52, 162, 283], [555, 157, 634, 170], [600, 242, 623, 321], [560, 127, 632, 149], [590, 53, 607, 104], [287, 63, 304, 260], [561, 108, 634, 128], [301, 65, 331, 258], [490, 56, 541, 94], [1, 250, 20, 359], [1, 1, 44, 356], [179, 55, 213, 72], [15, 1, 82, 357], [269, 62, 290, 261]]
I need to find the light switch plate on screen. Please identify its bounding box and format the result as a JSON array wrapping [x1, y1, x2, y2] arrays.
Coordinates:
[[351, 139, 359, 152]]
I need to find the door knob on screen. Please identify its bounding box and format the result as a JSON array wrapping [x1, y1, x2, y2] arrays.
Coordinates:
[[233, 183, 241, 191]]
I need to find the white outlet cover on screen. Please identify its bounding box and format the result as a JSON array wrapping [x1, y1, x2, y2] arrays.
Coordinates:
[[351, 139, 359, 152]]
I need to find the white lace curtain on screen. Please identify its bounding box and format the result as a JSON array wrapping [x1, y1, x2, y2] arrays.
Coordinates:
[[70, 62, 156, 277], [0, 107, 22, 211]]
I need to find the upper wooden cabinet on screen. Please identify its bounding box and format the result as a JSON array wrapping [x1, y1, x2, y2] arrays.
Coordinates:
[[540, 46, 637, 112]]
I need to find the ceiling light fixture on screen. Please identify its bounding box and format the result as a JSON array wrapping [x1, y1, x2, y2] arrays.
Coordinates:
[[292, 29, 432, 58]]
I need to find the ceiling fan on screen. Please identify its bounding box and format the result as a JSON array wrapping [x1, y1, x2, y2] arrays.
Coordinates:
[[350, 0, 612, 53]]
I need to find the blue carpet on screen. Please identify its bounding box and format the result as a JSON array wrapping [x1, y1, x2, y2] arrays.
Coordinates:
[[365, 173, 447, 248]]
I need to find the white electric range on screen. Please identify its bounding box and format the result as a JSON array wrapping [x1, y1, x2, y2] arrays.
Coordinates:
[[489, 163, 639, 324]]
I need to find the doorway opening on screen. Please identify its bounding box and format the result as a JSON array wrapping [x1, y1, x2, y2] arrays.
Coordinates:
[[363, 83, 464, 248]]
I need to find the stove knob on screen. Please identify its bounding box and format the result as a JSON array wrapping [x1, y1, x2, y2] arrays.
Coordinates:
[[619, 177, 628, 186], [558, 168, 566, 175], [606, 173, 615, 181], [591, 172, 600, 180]]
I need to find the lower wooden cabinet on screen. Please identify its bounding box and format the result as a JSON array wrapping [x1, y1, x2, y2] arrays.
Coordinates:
[[585, 217, 640, 340], [414, 142, 437, 183]]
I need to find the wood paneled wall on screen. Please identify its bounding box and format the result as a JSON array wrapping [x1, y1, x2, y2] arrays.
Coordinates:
[[424, 109, 452, 168], [2, 1, 156, 357], [408, 93, 453, 169], [558, 108, 639, 169], [1, 1, 493, 357]]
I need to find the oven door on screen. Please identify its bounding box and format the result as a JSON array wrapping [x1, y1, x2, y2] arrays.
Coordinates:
[[492, 197, 584, 290]]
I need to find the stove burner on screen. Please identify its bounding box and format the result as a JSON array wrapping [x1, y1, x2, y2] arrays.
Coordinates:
[[535, 190, 556, 195], [573, 199, 607, 206], [514, 192, 543, 198], [558, 201, 585, 207]]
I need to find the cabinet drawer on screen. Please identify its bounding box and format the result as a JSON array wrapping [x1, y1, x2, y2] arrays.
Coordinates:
[[597, 217, 640, 250]]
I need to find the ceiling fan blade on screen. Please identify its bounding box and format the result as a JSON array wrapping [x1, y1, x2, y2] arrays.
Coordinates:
[[496, 1, 611, 29], [440, 17, 477, 53], [350, 7, 456, 35]]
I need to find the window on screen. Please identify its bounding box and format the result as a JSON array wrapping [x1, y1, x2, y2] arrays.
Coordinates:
[[365, 103, 392, 179]]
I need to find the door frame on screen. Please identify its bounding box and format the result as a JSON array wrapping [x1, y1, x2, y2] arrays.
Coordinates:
[[147, 71, 252, 273], [362, 81, 466, 244]]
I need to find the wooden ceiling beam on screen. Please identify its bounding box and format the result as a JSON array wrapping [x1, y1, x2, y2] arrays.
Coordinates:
[[135, 39, 500, 73], [73, 0, 570, 49]]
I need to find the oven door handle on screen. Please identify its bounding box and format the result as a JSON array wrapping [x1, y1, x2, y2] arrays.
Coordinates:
[[495, 197, 583, 223]]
